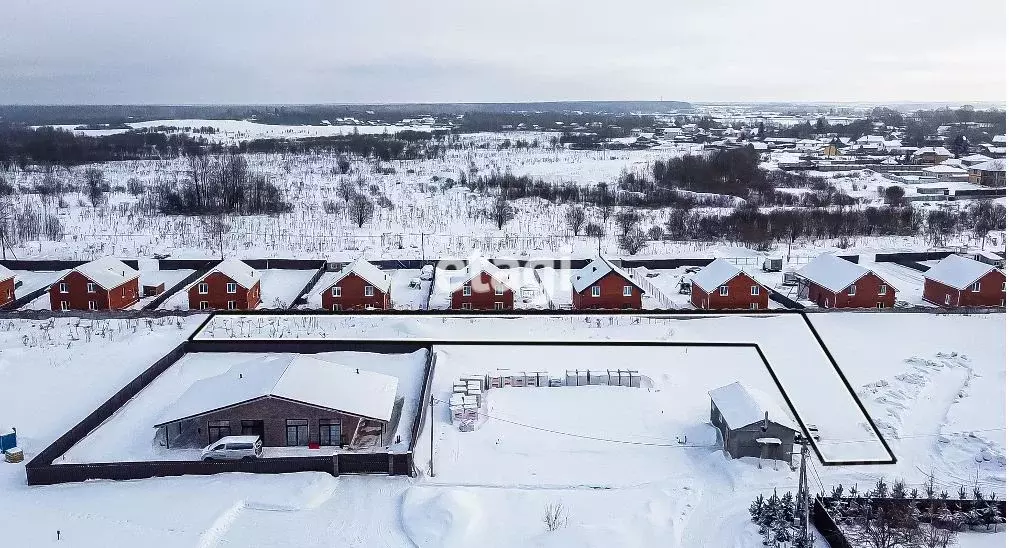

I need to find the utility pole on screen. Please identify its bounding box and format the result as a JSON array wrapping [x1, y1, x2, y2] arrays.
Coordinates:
[[796, 438, 810, 544], [429, 394, 436, 477]]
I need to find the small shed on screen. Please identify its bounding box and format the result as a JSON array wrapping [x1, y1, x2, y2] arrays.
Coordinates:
[[708, 382, 797, 461]]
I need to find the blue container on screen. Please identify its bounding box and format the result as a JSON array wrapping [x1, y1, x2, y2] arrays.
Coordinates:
[[0, 428, 15, 452]]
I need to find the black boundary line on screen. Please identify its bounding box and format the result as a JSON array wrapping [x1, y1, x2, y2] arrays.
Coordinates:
[[190, 310, 898, 466]]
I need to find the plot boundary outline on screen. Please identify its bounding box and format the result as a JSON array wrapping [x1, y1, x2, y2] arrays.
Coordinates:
[[190, 310, 898, 466]]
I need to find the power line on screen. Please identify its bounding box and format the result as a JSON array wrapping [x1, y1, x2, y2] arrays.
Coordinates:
[[432, 397, 715, 448]]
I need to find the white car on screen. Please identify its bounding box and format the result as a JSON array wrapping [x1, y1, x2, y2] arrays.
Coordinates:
[[201, 435, 262, 461]]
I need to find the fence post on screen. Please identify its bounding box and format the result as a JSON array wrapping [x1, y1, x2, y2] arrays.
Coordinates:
[[332, 454, 340, 477]]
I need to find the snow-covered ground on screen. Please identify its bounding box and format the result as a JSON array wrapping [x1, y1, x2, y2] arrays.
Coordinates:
[[61, 349, 427, 462], [1, 312, 1003, 547]]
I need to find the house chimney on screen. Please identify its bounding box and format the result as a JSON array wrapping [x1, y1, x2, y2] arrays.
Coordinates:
[[762, 411, 769, 432]]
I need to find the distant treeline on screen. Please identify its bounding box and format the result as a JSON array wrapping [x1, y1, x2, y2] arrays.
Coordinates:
[[775, 106, 1006, 147], [0, 125, 220, 168], [0, 101, 691, 127], [236, 131, 449, 160]]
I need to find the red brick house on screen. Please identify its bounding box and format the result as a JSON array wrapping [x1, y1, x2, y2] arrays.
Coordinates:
[[923, 255, 1005, 307], [50, 257, 140, 311], [796, 254, 896, 309], [570, 257, 645, 310], [186, 259, 262, 311], [321, 258, 392, 311], [155, 354, 399, 449], [0, 266, 15, 307], [690, 259, 768, 310], [447, 256, 516, 310]]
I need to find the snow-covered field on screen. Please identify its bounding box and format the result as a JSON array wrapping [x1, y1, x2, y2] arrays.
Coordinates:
[[1, 312, 1003, 547]]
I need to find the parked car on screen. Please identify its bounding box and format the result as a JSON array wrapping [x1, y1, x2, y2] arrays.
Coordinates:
[[201, 435, 262, 461]]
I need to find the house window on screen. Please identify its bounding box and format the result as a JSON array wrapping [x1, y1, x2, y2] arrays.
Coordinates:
[[227, 300, 236, 310], [226, 282, 237, 294], [87, 300, 97, 310], [208, 420, 231, 444], [122, 286, 127, 297], [5, 289, 10, 299], [877, 302, 885, 309], [718, 286, 728, 297], [750, 285, 760, 296], [623, 285, 632, 297], [494, 285, 504, 296], [60, 300, 68, 311], [971, 281, 981, 293], [591, 286, 601, 297], [198, 283, 209, 295], [878, 285, 887, 295], [319, 419, 342, 446], [848, 285, 856, 296], [461, 303, 472, 310], [494, 302, 504, 310], [332, 286, 342, 298], [59, 282, 68, 294], [944, 294, 951, 305], [285, 419, 309, 446], [86, 282, 96, 293], [364, 285, 374, 297], [199, 301, 209, 310], [332, 304, 341, 311], [750, 302, 759, 310], [462, 284, 472, 297], [240, 420, 263, 437]]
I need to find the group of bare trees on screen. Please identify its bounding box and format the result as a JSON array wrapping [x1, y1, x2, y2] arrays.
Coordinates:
[[153, 154, 289, 215]]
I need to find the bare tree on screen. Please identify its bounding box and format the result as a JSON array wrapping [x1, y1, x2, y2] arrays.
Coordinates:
[[200, 214, 231, 260], [543, 502, 568, 532], [883, 185, 906, 206], [84, 167, 107, 207], [565, 205, 587, 235], [596, 183, 615, 223], [349, 192, 375, 228], [618, 227, 648, 255], [489, 194, 515, 229], [615, 209, 641, 235]]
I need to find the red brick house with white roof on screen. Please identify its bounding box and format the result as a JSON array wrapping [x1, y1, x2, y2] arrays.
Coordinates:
[[690, 258, 768, 310], [321, 258, 392, 311], [923, 255, 1005, 307], [187, 259, 262, 310], [50, 257, 140, 311], [570, 257, 645, 310]]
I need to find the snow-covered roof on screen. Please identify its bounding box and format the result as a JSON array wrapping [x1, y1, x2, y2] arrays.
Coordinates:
[[924, 255, 1000, 290], [690, 258, 751, 293], [708, 382, 797, 431], [201, 258, 261, 289], [447, 254, 520, 293], [969, 159, 1005, 173], [913, 146, 952, 157], [155, 354, 400, 426], [327, 258, 392, 294], [73, 258, 140, 290], [0, 264, 14, 284], [796, 254, 885, 293], [994, 135, 1006, 144], [570, 256, 644, 293], [922, 164, 967, 174], [960, 153, 992, 164]]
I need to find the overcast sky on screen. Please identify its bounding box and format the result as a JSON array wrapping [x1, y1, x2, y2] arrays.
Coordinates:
[[1, 0, 1005, 104]]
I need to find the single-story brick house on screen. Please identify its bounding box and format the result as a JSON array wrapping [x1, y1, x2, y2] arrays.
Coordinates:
[[447, 256, 517, 310], [912, 146, 952, 165], [690, 258, 768, 310], [50, 257, 140, 311], [156, 354, 401, 449], [570, 256, 645, 310], [923, 255, 1005, 308], [796, 254, 896, 309], [708, 381, 798, 461], [187, 259, 262, 311], [0, 265, 15, 307], [321, 258, 392, 311]]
